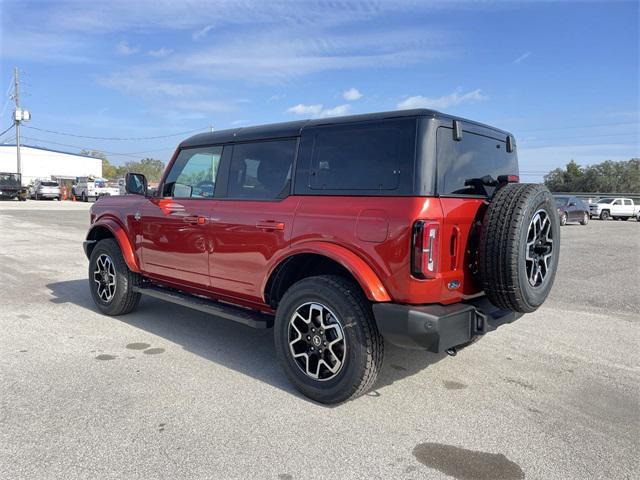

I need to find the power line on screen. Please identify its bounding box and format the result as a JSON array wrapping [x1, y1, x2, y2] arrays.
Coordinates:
[[20, 135, 174, 159], [23, 125, 208, 141], [0, 124, 14, 138], [517, 120, 639, 134]]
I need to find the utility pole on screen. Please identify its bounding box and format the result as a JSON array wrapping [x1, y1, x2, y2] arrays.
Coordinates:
[[13, 67, 21, 175]]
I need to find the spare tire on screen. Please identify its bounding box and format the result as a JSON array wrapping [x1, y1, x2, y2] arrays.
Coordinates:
[[478, 183, 560, 313]]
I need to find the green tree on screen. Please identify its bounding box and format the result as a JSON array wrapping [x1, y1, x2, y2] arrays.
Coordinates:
[[119, 158, 165, 183], [544, 158, 640, 193]]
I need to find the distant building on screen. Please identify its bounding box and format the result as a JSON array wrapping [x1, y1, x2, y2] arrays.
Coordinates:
[[0, 144, 102, 186]]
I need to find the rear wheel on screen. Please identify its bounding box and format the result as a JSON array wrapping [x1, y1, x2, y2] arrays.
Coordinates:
[[580, 212, 589, 225], [88, 239, 141, 315], [620, 216, 630, 221], [600, 210, 610, 221], [478, 183, 560, 313], [274, 275, 383, 404]]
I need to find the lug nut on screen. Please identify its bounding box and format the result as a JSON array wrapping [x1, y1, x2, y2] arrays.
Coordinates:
[[310, 347, 314, 351], [307, 336, 310, 340]]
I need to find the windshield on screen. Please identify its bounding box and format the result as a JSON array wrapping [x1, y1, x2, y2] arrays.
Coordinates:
[[0, 173, 20, 185], [554, 196, 570, 206], [597, 198, 615, 204]]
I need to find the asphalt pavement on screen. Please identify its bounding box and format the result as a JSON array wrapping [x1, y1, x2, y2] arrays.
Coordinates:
[[0, 200, 638, 479]]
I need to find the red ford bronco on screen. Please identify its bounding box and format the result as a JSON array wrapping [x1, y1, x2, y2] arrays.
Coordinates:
[[84, 109, 559, 403]]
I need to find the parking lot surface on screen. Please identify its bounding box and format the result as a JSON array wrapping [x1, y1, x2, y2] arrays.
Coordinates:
[[1, 200, 638, 479]]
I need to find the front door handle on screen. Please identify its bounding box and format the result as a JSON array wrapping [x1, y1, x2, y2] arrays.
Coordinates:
[[184, 215, 207, 225], [256, 220, 285, 231]]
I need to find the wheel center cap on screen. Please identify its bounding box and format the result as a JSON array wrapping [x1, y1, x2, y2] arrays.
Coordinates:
[[312, 335, 321, 347]]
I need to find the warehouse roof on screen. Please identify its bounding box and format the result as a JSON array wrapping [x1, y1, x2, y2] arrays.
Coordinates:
[[0, 144, 99, 159]]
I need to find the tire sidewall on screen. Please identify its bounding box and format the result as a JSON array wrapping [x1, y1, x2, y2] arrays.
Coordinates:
[[274, 279, 372, 403], [88, 239, 134, 315], [516, 190, 560, 310]]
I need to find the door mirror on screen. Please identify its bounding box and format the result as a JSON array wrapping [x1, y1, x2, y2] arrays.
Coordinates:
[[569, 202, 576, 207], [125, 172, 147, 196]]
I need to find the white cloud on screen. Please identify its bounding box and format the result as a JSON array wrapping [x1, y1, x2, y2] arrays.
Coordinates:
[[342, 88, 362, 101], [148, 47, 173, 57], [192, 25, 214, 40], [287, 104, 324, 116], [320, 104, 351, 117], [98, 70, 205, 97], [513, 51, 532, 64], [397, 89, 488, 110], [287, 103, 351, 118], [116, 41, 139, 55]]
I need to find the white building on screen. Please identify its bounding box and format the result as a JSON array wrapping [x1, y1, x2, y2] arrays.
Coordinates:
[[0, 144, 102, 186]]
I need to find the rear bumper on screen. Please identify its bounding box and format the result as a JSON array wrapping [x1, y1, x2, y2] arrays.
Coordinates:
[[372, 297, 522, 353]]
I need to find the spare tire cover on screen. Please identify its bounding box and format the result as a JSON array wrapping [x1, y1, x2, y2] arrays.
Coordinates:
[[478, 183, 560, 313]]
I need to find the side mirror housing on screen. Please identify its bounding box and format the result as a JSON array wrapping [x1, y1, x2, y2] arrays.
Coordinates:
[[125, 172, 147, 196]]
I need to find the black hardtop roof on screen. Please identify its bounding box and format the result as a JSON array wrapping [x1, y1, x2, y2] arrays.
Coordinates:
[[180, 109, 512, 148]]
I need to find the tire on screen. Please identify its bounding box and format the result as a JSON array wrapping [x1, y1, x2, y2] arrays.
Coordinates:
[[35, 193, 39, 201], [620, 217, 630, 221], [81, 192, 88, 202], [600, 210, 610, 221], [560, 212, 567, 226], [274, 275, 383, 404], [478, 183, 560, 313], [88, 239, 141, 315], [580, 212, 589, 225]]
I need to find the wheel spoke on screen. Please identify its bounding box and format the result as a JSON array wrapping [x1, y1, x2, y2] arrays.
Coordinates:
[[287, 302, 346, 381]]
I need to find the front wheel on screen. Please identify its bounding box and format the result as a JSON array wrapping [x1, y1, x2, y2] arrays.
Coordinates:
[[600, 210, 610, 221], [88, 239, 141, 315], [560, 212, 567, 226], [274, 275, 383, 404]]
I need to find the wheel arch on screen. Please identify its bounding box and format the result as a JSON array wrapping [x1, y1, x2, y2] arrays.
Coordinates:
[[263, 243, 391, 307], [86, 219, 141, 273]]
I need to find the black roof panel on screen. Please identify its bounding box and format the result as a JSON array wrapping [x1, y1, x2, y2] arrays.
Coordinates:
[[179, 109, 511, 148]]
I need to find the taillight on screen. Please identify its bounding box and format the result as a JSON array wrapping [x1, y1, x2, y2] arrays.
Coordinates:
[[411, 220, 439, 279]]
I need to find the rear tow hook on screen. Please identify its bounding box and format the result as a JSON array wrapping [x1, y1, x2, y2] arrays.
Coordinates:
[[446, 347, 457, 357]]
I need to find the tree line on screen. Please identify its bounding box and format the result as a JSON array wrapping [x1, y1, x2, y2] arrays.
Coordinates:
[[80, 150, 166, 183], [544, 158, 639, 193]]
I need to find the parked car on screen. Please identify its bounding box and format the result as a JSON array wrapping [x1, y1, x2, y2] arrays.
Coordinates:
[[83, 109, 560, 404], [0, 172, 27, 201], [75, 176, 120, 202], [554, 195, 589, 225], [31, 180, 61, 200], [589, 197, 640, 221]]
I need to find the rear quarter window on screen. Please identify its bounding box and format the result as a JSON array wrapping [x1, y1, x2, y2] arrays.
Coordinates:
[[436, 126, 518, 196], [295, 118, 417, 195]]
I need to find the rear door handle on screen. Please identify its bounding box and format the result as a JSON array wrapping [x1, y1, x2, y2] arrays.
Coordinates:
[[183, 215, 207, 225], [256, 221, 285, 231]]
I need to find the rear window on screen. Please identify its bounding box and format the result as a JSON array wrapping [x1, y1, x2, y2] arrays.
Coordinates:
[[308, 119, 416, 191], [41, 181, 59, 187], [436, 127, 518, 196]]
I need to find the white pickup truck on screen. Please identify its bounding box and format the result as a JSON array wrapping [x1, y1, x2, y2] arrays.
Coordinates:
[[589, 197, 640, 221], [75, 176, 120, 202]]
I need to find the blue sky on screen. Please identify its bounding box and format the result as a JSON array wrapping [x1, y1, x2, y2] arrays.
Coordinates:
[[1, 0, 638, 181]]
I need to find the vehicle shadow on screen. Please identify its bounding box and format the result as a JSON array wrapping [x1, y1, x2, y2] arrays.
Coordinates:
[[47, 279, 449, 403]]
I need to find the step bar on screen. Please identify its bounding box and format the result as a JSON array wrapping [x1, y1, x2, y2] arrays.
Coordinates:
[[133, 284, 274, 329]]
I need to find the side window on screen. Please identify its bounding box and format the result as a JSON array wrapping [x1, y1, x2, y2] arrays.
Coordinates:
[[163, 146, 222, 198], [613, 199, 622, 206], [227, 139, 296, 200], [309, 123, 412, 190], [624, 199, 632, 206]]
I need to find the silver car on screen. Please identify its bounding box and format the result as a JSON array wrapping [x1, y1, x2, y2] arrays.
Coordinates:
[[32, 180, 61, 200]]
